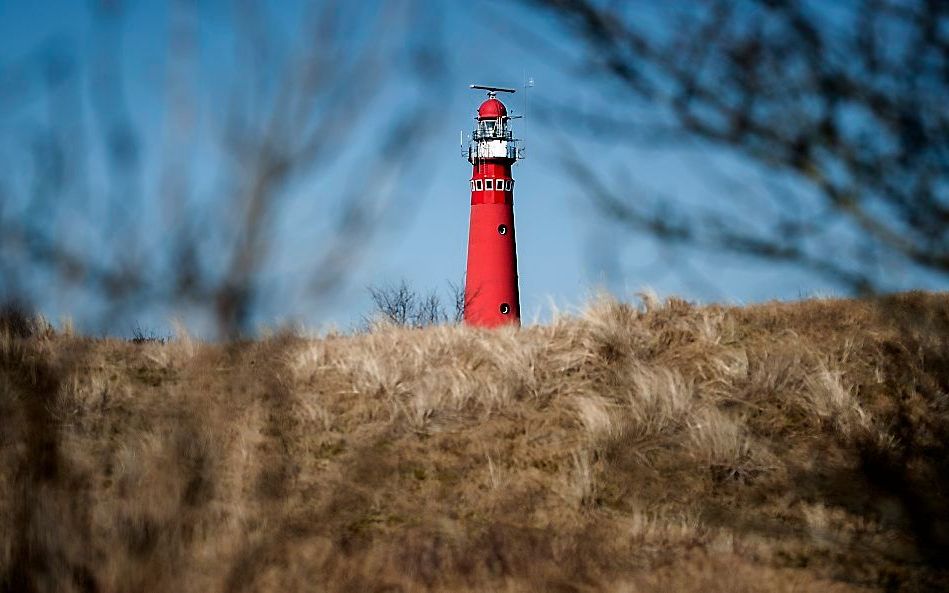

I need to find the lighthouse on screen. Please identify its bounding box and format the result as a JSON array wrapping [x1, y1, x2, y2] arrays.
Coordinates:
[[463, 84, 523, 327]]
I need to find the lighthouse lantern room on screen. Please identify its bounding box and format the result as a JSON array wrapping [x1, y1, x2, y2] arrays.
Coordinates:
[[463, 84, 522, 327]]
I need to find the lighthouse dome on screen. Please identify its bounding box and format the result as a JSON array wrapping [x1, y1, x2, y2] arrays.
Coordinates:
[[478, 97, 507, 119]]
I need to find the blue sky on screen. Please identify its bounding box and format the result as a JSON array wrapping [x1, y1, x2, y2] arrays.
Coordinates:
[[1, 1, 943, 335]]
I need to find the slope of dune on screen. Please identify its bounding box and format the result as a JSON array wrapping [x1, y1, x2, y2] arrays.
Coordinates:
[[2, 292, 948, 592]]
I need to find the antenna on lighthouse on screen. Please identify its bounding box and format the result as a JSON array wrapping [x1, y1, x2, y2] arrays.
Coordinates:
[[523, 75, 534, 151]]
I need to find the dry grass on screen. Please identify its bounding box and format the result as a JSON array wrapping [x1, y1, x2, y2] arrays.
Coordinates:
[[2, 291, 949, 592]]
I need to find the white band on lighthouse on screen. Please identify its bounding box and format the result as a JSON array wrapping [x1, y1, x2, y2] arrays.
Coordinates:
[[472, 140, 516, 160]]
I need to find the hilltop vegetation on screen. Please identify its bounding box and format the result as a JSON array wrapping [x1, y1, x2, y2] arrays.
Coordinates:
[[2, 292, 948, 592]]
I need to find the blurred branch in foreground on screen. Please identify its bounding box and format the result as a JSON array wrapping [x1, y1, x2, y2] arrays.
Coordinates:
[[0, 0, 446, 337], [523, 0, 948, 293]]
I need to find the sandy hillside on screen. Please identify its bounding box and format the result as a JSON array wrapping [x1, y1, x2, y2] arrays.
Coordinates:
[[2, 292, 948, 592]]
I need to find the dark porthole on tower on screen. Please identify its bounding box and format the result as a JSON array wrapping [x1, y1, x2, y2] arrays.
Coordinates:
[[500, 303, 511, 315], [497, 224, 507, 235]]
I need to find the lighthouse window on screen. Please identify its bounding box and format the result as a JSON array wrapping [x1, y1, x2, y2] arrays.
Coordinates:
[[475, 179, 483, 191], [497, 224, 508, 235], [470, 180, 475, 191], [485, 179, 493, 191], [500, 303, 511, 315], [505, 180, 513, 191], [496, 179, 504, 191]]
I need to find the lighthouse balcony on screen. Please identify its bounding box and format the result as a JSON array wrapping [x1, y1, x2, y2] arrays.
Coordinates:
[[468, 139, 517, 161]]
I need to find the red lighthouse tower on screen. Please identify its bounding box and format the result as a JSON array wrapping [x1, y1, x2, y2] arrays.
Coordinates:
[[463, 85, 523, 327]]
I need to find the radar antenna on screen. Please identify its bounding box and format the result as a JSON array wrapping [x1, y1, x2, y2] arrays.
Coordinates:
[[470, 84, 516, 98]]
